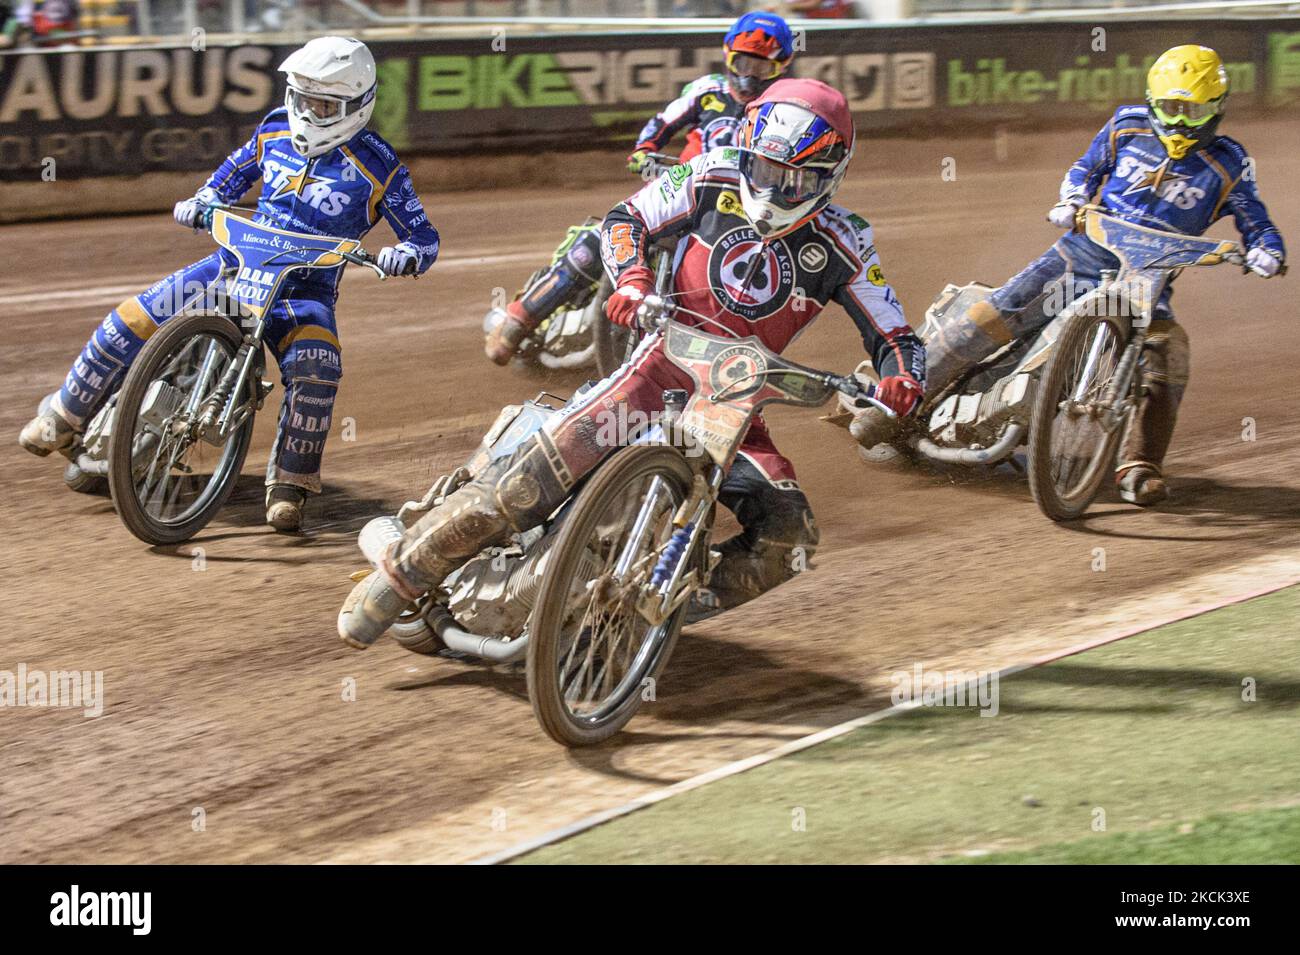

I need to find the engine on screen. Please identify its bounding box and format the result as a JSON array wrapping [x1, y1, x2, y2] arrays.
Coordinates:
[[441, 527, 556, 638]]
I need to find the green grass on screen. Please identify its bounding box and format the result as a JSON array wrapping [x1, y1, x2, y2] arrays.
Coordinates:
[[518, 586, 1300, 864], [951, 804, 1300, 864]]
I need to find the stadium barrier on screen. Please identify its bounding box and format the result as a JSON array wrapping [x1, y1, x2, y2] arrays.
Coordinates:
[[1, 16, 1298, 220]]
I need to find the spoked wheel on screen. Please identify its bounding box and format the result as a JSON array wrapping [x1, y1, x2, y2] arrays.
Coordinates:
[[527, 444, 700, 747], [1028, 309, 1133, 521], [109, 314, 257, 544]]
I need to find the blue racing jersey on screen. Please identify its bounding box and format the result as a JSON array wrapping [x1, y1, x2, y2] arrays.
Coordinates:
[[202, 108, 440, 300], [1061, 105, 1285, 260]]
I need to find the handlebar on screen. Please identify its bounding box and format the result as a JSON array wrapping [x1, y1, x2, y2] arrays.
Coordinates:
[[634, 294, 896, 418], [1075, 204, 1288, 276], [196, 204, 394, 279]]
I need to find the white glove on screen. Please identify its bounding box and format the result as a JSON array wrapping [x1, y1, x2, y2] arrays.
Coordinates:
[[174, 187, 218, 231], [377, 243, 418, 276], [1246, 247, 1282, 278], [1047, 201, 1079, 230]]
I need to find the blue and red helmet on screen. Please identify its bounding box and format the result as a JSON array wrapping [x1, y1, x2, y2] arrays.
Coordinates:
[[723, 13, 795, 103]]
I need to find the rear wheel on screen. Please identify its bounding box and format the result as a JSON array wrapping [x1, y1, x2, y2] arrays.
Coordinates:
[[592, 275, 634, 378], [527, 444, 699, 747], [1028, 308, 1132, 521], [388, 601, 445, 656], [63, 460, 106, 495], [109, 314, 257, 545]]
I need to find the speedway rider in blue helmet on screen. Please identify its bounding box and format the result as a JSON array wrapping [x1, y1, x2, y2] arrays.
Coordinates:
[[20, 37, 440, 533], [483, 12, 796, 365]]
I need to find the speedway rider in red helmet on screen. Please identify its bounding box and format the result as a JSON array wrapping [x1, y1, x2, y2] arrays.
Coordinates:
[[340, 78, 925, 648]]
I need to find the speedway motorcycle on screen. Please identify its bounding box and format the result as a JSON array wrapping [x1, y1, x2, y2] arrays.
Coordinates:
[[49, 206, 390, 545], [829, 206, 1262, 521], [483, 152, 682, 379], [349, 296, 892, 747]]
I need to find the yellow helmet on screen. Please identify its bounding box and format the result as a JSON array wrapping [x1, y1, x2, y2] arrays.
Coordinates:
[[1146, 45, 1229, 159]]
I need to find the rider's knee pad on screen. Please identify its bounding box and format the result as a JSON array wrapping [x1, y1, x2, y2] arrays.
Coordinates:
[[1142, 319, 1190, 389], [58, 311, 145, 423], [561, 226, 604, 285], [712, 486, 820, 605], [489, 432, 577, 529], [519, 227, 604, 318], [396, 481, 512, 588]]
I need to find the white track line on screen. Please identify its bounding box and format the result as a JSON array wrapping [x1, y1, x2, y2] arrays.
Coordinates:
[[471, 571, 1300, 865], [0, 250, 546, 313]]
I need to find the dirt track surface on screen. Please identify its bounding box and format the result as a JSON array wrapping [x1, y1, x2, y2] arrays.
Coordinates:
[[2, 119, 1297, 863]]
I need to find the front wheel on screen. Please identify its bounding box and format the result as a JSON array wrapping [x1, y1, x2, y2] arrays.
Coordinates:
[[108, 314, 257, 544], [1027, 308, 1133, 521], [527, 444, 700, 747]]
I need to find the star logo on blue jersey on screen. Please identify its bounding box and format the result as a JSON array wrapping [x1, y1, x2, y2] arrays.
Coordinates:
[[269, 165, 332, 202], [1121, 159, 1190, 199]]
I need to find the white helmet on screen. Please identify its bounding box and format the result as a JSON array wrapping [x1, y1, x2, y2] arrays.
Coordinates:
[[278, 37, 377, 159]]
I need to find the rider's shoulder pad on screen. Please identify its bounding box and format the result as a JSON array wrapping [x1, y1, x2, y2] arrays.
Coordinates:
[[819, 205, 877, 263], [1206, 135, 1250, 172], [696, 146, 742, 182], [684, 74, 728, 98], [347, 129, 403, 177], [1109, 104, 1153, 134], [258, 106, 292, 132]]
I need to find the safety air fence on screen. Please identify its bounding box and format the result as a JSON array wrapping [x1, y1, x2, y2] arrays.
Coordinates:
[[1, 17, 1298, 188]]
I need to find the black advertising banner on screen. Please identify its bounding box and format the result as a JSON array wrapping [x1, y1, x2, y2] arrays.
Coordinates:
[[2, 19, 1299, 181]]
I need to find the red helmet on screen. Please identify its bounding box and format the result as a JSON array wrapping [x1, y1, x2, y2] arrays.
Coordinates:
[[737, 79, 855, 238]]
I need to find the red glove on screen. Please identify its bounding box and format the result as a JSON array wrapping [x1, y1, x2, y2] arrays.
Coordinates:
[[604, 266, 655, 328], [874, 375, 922, 417]]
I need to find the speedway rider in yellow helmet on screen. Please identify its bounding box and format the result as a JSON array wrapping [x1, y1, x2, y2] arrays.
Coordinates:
[[1145, 42, 1229, 160], [923, 44, 1285, 507]]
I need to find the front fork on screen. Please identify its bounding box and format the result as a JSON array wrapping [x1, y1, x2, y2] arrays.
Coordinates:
[[638, 465, 722, 625], [198, 314, 267, 438]]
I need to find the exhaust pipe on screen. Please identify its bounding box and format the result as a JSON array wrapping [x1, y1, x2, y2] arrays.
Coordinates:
[[914, 422, 1025, 465], [76, 454, 110, 476], [427, 605, 527, 664]]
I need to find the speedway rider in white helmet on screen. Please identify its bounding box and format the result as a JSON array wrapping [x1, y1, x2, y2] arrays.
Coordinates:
[[20, 37, 440, 533]]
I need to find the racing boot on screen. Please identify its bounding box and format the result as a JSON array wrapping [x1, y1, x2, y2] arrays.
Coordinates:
[[19, 408, 77, 458], [265, 484, 307, 532], [1114, 320, 1187, 509], [1117, 464, 1168, 507], [484, 300, 537, 366]]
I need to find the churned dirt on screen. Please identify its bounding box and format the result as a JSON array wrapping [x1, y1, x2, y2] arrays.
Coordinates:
[[1, 118, 1297, 863]]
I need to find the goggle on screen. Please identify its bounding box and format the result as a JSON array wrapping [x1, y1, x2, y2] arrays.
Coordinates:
[[725, 51, 785, 81], [1151, 97, 1222, 127], [740, 150, 829, 209], [286, 85, 372, 127]]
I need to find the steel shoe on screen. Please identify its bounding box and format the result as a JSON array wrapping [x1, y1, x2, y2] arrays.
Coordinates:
[[338, 569, 413, 649], [19, 409, 77, 457], [484, 301, 534, 366]]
